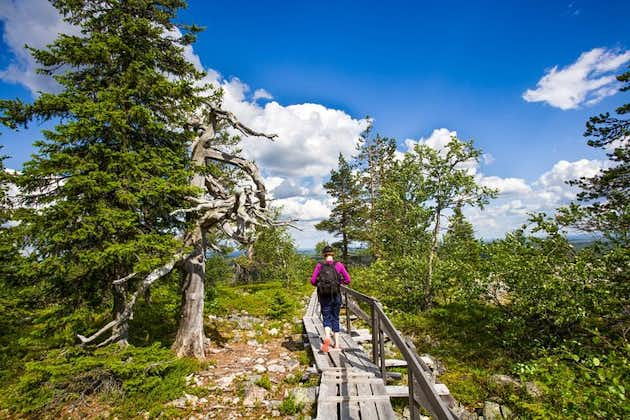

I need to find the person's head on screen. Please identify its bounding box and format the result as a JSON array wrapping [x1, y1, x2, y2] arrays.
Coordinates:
[[322, 245, 335, 262]]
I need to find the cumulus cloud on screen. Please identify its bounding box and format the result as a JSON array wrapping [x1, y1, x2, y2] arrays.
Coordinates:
[[0, 0, 370, 248], [0, 0, 80, 94], [478, 176, 531, 195], [523, 48, 630, 110]]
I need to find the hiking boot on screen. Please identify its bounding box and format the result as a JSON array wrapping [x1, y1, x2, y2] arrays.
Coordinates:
[[321, 337, 330, 353]]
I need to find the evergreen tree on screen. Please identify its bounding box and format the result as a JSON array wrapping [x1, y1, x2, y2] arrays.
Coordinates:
[[558, 67, 629, 246], [0, 0, 206, 346], [438, 204, 480, 301], [315, 153, 365, 264], [354, 124, 397, 249]]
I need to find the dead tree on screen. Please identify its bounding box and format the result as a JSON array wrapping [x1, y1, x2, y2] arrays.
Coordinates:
[[77, 106, 290, 358]]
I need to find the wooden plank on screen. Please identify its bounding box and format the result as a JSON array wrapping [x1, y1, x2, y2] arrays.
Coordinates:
[[370, 379, 397, 420], [303, 318, 332, 371], [357, 382, 380, 420], [339, 380, 360, 419], [316, 381, 339, 420], [319, 395, 391, 403], [385, 359, 408, 368], [385, 385, 409, 397]]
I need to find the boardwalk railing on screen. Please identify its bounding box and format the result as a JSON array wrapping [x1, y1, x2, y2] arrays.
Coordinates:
[[340, 285, 457, 420]]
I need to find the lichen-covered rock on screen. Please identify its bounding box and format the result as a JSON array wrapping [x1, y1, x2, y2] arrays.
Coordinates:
[[489, 374, 520, 388], [482, 401, 513, 419], [242, 384, 268, 407]]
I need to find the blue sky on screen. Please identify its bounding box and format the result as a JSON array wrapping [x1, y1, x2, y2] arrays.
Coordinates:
[[1, 0, 629, 247]]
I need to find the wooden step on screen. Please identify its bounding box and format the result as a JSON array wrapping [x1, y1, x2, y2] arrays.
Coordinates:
[[386, 383, 451, 398], [385, 359, 407, 367]]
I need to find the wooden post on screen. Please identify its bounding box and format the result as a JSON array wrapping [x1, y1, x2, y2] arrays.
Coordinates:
[[345, 290, 351, 333], [371, 300, 378, 364], [379, 326, 386, 379], [408, 366, 418, 420]]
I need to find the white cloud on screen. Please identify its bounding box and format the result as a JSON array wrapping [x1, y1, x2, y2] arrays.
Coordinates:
[[523, 48, 630, 110], [0, 0, 80, 94], [478, 176, 531, 195], [274, 197, 331, 221], [253, 88, 273, 101], [0, 2, 368, 248]]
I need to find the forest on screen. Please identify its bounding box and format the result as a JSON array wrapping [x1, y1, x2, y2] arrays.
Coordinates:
[[0, 1, 628, 419]]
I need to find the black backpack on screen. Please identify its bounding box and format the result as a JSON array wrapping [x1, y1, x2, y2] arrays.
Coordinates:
[[317, 261, 341, 298]]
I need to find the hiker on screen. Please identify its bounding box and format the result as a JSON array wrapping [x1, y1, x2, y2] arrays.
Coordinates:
[[310, 246, 351, 352]]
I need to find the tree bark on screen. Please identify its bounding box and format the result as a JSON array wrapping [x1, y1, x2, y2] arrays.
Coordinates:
[[172, 226, 207, 358], [425, 206, 441, 309], [112, 283, 129, 347]]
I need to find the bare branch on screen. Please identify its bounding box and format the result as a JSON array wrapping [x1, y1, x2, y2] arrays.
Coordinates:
[[77, 254, 185, 345], [112, 272, 137, 285]]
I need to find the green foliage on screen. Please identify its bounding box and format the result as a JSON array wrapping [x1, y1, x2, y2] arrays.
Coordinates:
[[0, 344, 199, 417], [315, 153, 366, 263], [255, 373, 272, 391], [206, 280, 311, 320], [251, 221, 308, 285], [558, 67, 629, 246], [267, 290, 296, 320], [279, 392, 304, 415]]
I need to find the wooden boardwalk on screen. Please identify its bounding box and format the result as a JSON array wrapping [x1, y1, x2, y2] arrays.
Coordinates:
[[303, 291, 396, 420]]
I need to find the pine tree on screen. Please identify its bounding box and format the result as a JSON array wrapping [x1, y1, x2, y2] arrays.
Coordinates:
[[354, 124, 397, 250], [315, 154, 365, 264], [558, 67, 629, 246], [0, 0, 206, 346]]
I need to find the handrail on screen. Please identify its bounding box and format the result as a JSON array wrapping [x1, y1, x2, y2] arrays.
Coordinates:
[[340, 285, 456, 420]]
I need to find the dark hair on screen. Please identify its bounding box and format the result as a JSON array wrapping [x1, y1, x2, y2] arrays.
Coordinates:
[[322, 245, 334, 255]]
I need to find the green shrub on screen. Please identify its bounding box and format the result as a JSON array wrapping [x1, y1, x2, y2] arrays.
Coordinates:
[[255, 373, 272, 390], [1, 344, 199, 417], [279, 393, 303, 415]]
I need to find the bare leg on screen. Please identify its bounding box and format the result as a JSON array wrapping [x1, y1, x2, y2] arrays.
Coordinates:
[[333, 332, 341, 350]]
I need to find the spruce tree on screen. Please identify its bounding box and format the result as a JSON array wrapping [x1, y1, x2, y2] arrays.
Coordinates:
[[315, 153, 365, 264], [0, 0, 206, 346]]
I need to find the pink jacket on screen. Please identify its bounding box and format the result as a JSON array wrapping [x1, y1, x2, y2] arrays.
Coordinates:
[[310, 260, 351, 286]]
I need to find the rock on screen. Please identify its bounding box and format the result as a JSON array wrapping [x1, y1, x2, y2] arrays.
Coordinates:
[[490, 374, 521, 388], [255, 348, 270, 354], [255, 357, 266, 364], [229, 314, 262, 330], [185, 372, 194, 384], [482, 401, 513, 419], [168, 393, 199, 409], [239, 357, 252, 364], [247, 339, 259, 347], [284, 359, 300, 371], [253, 364, 267, 373], [243, 384, 268, 407], [525, 381, 543, 398], [269, 327, 279, 336], [420, 354, 446, 376], [271, 410, 280, 417], [217, 373, 236, 390], [290, 387, 318, 406], [450, 403, 477, 419], [267, 364, 286, 373]]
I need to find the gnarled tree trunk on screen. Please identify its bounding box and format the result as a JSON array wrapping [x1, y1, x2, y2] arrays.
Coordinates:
[[172, 227, 206, 358]]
